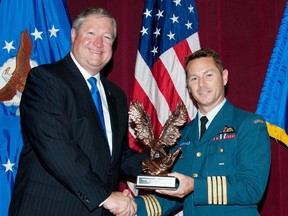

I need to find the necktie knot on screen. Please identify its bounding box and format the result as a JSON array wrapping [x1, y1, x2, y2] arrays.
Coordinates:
[[88, 77, 98, 93], [200, 116, 208, 139]]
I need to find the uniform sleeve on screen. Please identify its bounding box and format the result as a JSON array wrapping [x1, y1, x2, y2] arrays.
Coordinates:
[[193, 115, 271, 205], [135, 194, 183, 216]]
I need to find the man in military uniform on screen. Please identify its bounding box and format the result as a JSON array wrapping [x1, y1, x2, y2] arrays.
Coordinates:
[[135, 48, 271, 216]]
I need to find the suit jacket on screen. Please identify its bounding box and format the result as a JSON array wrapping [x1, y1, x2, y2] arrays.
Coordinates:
[[9, 54, 146, 216], [136, 100, 271, 216]]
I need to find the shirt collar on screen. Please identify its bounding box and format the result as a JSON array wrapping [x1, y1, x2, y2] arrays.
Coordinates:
[[198, 98, 226, 128], [70, 52, 100, 81]]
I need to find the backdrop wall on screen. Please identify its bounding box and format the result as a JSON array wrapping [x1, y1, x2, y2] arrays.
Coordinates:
[[66, 1, 288, 215]]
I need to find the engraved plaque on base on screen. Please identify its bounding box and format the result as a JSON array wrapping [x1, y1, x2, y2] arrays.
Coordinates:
[[136, 175, 177, 190]]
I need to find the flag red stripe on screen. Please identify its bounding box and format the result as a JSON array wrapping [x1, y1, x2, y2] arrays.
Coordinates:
[[151, 58, 183, 114], [173, 39, 193, 69]]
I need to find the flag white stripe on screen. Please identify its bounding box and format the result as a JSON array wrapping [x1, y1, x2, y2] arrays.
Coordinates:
[[134, 51, 171, 126], [187, 33, 201, 53]]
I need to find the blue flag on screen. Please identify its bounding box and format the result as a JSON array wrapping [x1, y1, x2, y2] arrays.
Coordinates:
[[256, 2, 288, 146], [0, 0, 71, 214]]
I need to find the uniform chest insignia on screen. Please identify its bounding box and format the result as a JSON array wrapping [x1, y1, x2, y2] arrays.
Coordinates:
[[179, 141, 191, 146], [222, 126, 235, 133], [254, 119, 265, 124], [212, 126, 236, 141]]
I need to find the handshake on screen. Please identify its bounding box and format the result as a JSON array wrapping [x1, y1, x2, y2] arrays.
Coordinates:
[[103, 100, 187, 216], [103, 189, 137, 216]]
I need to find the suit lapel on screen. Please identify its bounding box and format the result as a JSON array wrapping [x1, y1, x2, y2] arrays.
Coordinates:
[[62, 55, 94, 110], [63, 55, 109, 143], [62, 54, 124, 160]]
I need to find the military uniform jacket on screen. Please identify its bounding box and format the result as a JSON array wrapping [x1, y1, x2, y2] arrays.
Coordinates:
[[136, 100, 271, 216]]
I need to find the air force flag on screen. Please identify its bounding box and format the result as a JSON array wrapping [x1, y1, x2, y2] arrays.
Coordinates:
[[0, 0, 71, 215]]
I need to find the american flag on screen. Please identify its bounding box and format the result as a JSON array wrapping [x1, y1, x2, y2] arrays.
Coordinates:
[[129, 0, 200, 151]]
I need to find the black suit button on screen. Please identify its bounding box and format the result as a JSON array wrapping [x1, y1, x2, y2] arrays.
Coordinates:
[[78, 191, 84, 199]]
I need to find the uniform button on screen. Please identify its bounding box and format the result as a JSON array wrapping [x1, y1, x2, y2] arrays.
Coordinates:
[[196, 152, 202, 157], [219, 148, 224, 153], [193, 173, 198, 178]]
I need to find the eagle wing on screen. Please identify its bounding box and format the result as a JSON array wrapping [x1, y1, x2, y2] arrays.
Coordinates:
[[158, 101, 187, 147], [0, 29, 32, 101], [128, 100, 155, 147]]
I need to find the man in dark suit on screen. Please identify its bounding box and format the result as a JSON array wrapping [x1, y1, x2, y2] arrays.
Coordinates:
[[9, 8, 146, 216]]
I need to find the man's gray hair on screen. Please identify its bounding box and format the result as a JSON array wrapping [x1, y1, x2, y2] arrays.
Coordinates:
[[72, 8, 117, 40]]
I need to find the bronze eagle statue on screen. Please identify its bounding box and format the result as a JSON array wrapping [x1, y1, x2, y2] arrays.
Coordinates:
[[129, 100, 188, 176]]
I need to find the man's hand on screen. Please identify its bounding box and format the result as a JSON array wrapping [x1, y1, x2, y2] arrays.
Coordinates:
[[103, 189, 137, 216], [156, 172, 194, 198]]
